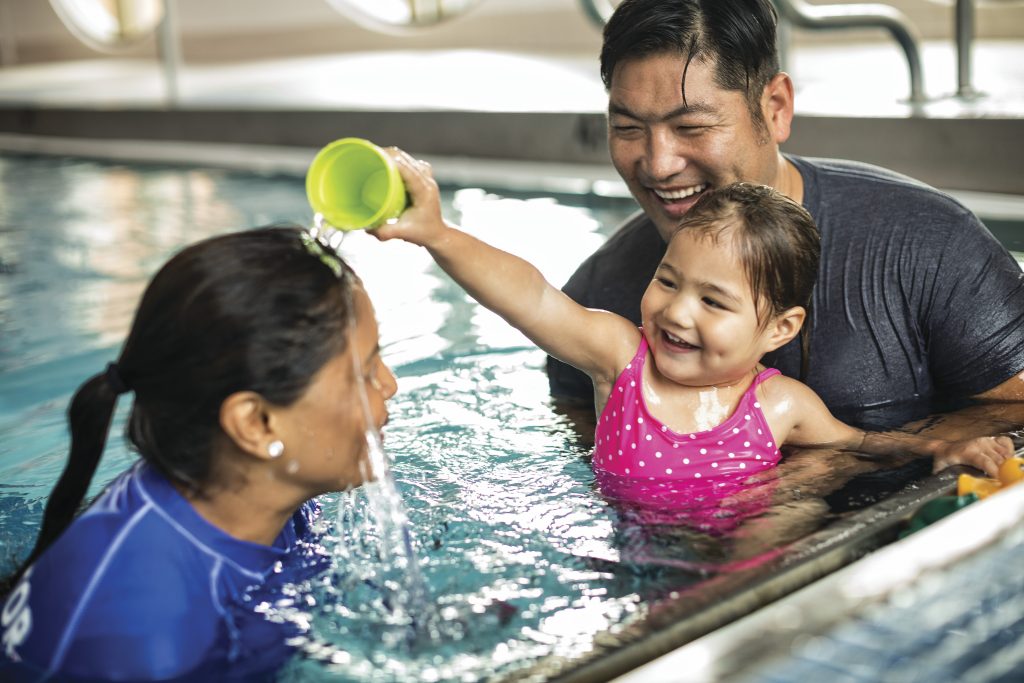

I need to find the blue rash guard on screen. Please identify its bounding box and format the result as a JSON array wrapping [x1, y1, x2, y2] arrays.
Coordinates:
[[1, 462, 323, 682]]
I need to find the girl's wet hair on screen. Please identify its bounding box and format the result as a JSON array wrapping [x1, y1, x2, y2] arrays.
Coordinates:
[[673, 183, 820, 374], [6, 226, 356, 591]]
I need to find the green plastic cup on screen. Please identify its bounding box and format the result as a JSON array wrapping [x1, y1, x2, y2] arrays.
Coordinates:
[[305, 138, 407, 230]]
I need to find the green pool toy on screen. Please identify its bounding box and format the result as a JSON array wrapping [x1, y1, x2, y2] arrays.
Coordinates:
[[306, 138, 407, 230], [899, 493, 979, 539]]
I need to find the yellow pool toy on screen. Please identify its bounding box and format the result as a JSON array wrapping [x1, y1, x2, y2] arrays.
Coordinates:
[[957, 456, 1024, 499]]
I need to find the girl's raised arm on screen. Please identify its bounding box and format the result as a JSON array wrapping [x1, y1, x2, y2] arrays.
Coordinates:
[[372, 150, 638, 385], [767, 377, 1014, 477]]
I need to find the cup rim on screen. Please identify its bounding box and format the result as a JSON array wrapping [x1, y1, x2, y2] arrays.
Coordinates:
[[306, 137, 405, 230]]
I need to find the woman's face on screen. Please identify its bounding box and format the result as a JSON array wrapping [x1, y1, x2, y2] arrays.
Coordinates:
[[272, 285, 397, 495]]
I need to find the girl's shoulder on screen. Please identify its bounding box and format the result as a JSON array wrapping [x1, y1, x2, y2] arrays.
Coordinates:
[[592, 324, 645, 401], [754, 370, 840, 443], [753, 370, 819, 407], [753, 368, 831, 421]]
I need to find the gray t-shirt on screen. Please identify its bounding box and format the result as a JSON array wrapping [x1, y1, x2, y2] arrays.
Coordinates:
[[547, 156, 1024, 428]]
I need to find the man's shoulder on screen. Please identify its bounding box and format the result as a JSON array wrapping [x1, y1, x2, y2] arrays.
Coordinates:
[[794, 155, 975, 229], [796, 155, 919, 183], [796, 155, 961, 203]]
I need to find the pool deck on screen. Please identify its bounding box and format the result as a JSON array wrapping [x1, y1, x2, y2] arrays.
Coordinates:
[[0, 38, 1022, 196], [612, 467, 1024, 683]]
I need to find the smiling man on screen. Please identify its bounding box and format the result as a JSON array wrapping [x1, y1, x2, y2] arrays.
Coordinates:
[[548, 0, 1024, 428]]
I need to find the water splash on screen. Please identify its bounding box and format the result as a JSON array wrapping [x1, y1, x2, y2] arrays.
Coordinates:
[[311, 213, 348, 252], [330, 234, 435, 644], [331, 428, 433, 642], [271, 221, 436, 661]]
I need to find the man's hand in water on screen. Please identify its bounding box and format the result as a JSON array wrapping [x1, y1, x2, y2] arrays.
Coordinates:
[[933, 435, 1015, 477]]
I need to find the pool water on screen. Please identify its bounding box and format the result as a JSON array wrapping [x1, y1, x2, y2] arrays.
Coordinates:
[[0, 153, 675, 681], [0, 153, 1021, 682]]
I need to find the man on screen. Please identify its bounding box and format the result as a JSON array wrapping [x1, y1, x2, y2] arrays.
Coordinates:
[[548, 0, 1024, 429]]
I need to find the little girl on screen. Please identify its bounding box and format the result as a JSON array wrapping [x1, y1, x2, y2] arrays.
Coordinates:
[[375, 151, 1013, 493]]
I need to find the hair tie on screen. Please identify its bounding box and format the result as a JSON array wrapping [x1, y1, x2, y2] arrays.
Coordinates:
[[104, 362, 130, 395], [300, 231, 345, 278]]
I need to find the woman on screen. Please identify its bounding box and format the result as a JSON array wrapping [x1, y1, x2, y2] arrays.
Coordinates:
[[1, 226, 396, 681]]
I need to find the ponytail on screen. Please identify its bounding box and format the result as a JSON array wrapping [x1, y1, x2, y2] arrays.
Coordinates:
[[2, 369, 124, 594]]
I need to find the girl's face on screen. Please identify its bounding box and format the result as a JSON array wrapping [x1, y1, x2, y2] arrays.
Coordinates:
[[272, 286, 397, 495], [640, 227, 786, 388]]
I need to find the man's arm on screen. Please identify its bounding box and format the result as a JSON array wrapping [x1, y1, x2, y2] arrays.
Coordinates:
[[772, 376, 1017, 478], [976, 369, 1024, 402], [910, 205, 1024, 442]]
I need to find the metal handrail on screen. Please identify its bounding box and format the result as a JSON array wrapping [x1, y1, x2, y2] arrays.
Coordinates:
[[579, 0, 617, 27], [774, 0, 925, 102], [955, 0, 978, 97], [156, 0, 181, 105], [579, 0, 926, 103]]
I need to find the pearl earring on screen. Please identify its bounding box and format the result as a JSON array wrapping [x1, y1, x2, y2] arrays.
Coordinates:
[[268, 440, 284, 459]]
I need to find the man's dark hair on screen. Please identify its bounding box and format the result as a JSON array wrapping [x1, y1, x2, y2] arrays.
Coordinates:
[[600, 0, 781, 126]]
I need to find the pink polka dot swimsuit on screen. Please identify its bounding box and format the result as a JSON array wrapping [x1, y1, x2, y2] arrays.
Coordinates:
[[594, 335, 782, 490]]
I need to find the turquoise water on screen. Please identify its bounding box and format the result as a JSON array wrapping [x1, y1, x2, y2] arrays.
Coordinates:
[[1, 153, 1021, 681], [0, 153, 664, 680]]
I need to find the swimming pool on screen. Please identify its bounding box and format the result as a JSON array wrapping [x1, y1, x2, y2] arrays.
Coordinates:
[[1, 152, 1022, 681]]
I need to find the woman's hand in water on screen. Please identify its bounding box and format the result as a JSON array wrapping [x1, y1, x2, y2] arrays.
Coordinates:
[[933, 435, 1015, 477], [372, 148, 452, 249]]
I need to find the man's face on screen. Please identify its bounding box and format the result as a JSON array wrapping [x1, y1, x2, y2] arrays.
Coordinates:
[[607, 52, 785, 242]]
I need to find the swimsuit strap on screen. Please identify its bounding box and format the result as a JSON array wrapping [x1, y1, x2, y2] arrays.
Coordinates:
[[749, 367, 782, 391], [740, 367, 782, 409], [635, 332, 650, 364]]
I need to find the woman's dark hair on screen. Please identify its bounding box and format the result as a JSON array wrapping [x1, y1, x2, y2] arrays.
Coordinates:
[[600, 0, 780, 130], [4, 226, 356, 592], [674, 183, 820, 378]]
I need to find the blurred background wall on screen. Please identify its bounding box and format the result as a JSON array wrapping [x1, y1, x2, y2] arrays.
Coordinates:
[[1, 0, 1021, 67]]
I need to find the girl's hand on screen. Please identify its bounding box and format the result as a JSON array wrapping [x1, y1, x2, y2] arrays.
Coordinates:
[[370, 148, 450, 248], [934, 436, 1015, 477]]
